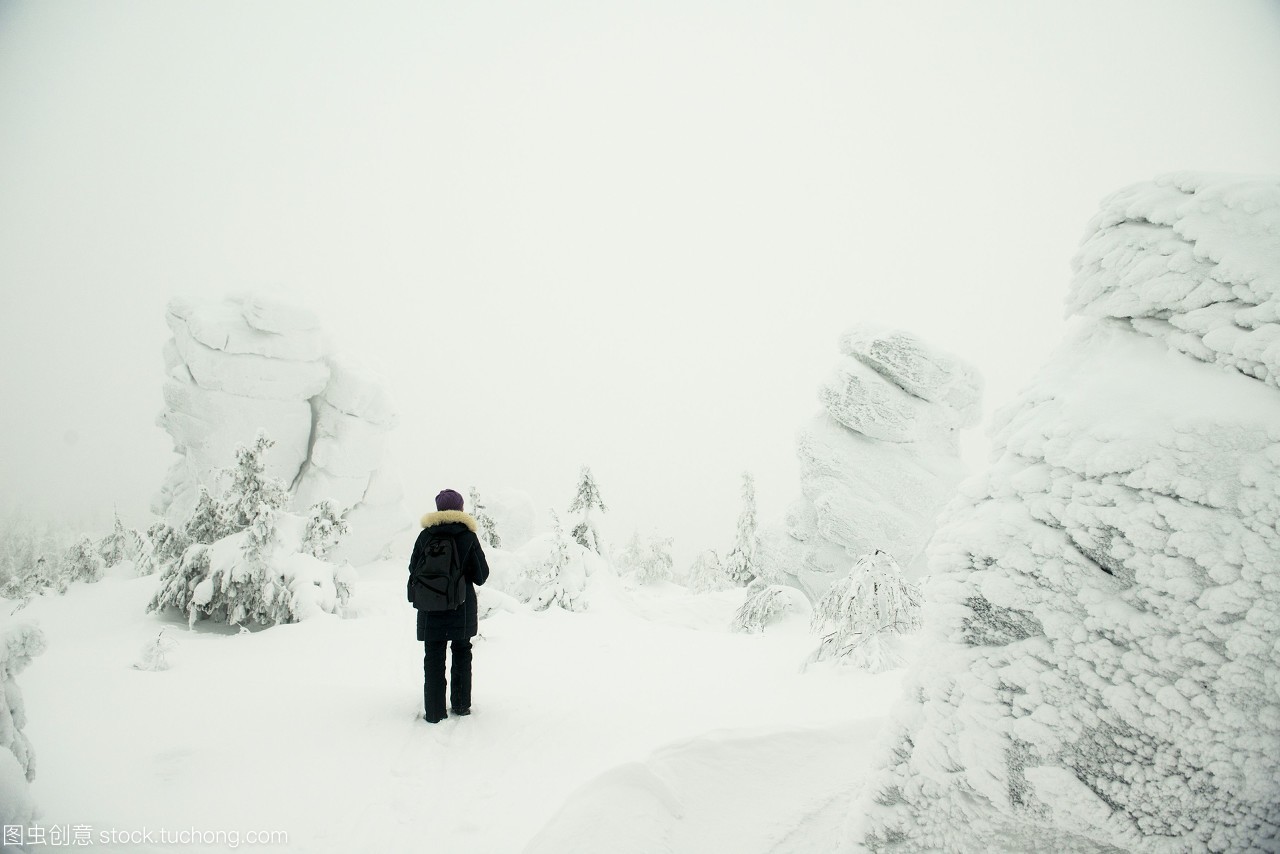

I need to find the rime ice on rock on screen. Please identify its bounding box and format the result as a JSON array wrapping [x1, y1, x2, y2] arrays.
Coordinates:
[[154, 295, 409, 564], [853, 174, 1280, 853], [758, 326, 982, 600]]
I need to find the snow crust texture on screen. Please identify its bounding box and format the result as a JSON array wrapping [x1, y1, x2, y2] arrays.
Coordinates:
[[154, 296, 408, 563], [759, 326, 981, 597], [855, 174, 1280, 853]]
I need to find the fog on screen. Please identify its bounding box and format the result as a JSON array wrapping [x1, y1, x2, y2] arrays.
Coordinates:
[[2, 0, 1278, 565]]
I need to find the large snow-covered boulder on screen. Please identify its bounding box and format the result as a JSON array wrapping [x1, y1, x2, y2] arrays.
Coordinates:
[[759, 326, 981, 598], [854, 174, 1280, 853], [154, 295, 409, 564]]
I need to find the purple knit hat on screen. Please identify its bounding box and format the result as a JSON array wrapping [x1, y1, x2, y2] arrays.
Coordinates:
[[435, 489, 465, 512]]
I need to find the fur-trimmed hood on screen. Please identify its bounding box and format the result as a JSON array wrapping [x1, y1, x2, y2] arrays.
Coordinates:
[[420, 510, 478, 532]]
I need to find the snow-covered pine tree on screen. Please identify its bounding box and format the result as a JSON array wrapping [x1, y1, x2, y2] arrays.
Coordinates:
[[149, 433, 352, 628], [146, 519, 189, 575], [633, 534, 673, 585], [567, 466, 607, 553], [183, 485, 230, 546], [525, 511, 584, 612], [63, 535, 104, 583], [469, 487, 502, 549], [148, 545, 212, 625], [301, 500, 348, 560], [723, 472, 758, 586], [806, 550, 921, 672], [613, 530, 644, 574], [687, 549, 731, 593], [97, 509, 130, 568], [223, 430, 290, 533]]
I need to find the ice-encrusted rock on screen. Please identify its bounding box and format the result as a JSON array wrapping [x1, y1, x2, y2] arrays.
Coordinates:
[[1071, 173, 1280, 388], [839, 324, 983, 418], [759, 325, 982, 599], [154, 295, 409, 564], [852, 174, 1280, 853]]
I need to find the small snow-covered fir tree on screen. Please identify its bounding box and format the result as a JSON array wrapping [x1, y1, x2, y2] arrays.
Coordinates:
[[469, 487, 502, 549], [300, 500, 348, 560], [64, 535, 104, 583], [524, 511, 584, 612], [146, 520, 189, 574], [687, 549, 731, 593], [614, 530, 644, 574], [183, 485, 231, 546], [223, 430, 290, 533], [567, 466, 607, 553], [806, 550, 921, 672], [98, 510, 130, 568], [723, 472, 758, 586]]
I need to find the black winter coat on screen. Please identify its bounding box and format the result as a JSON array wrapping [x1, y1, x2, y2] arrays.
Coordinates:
[[408, 511, 491, 642]]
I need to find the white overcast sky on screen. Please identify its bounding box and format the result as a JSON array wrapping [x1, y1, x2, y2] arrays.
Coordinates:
[[1, 0, 1279, 564]]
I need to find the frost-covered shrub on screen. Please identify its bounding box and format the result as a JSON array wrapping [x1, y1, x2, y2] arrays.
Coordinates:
[[856, 174, 1280, 853], [687, 549, 731, 593], [301, 500, 349, 560], [0, 624, 46, 828], [133, 628, 178, 671], [806, 551, 921, 672], [616, 531, 674, 585], [731, 582, 808, 633], [63, 536, 104, 584], [469, 487, 502, 549], [147, 434, 354, 627]]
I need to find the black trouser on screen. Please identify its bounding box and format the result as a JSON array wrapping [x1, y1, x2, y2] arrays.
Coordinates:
[[423, 638, 472, 720]]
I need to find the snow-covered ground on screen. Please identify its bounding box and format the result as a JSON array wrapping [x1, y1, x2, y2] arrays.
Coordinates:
[[15, 562, 901, 852]]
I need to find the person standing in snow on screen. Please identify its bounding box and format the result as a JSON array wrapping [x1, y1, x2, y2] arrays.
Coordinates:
[[408, 489, 490, 723]]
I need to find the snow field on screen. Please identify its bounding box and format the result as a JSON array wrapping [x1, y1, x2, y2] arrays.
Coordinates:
[[16, 559, 901, 852]]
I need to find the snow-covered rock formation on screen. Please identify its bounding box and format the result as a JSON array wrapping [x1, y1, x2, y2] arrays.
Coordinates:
[[154, 295, 408, 564], [757, 326, 982, 600], [854, 174, 1280, 852]]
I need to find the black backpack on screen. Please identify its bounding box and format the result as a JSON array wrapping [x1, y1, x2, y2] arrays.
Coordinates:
[[410, 534, 467, 612]]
